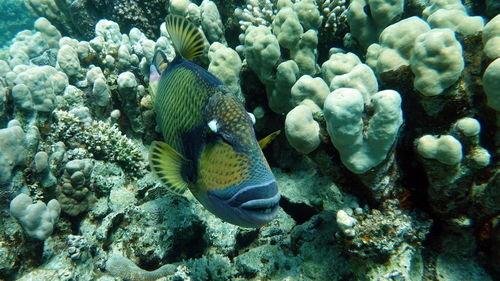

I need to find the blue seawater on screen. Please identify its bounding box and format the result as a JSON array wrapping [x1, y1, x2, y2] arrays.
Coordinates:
[[0, 0, 36, 47]]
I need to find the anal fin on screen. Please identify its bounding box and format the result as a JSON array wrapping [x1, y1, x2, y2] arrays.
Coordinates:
[[149, 141, 189, 194]]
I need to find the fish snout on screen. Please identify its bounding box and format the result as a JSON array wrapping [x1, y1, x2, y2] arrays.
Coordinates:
[[228, 180, 280, 225], [204, 179, 280, 228]]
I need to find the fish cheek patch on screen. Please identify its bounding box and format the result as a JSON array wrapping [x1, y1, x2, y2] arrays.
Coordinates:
[[199, 142, 251, 191]]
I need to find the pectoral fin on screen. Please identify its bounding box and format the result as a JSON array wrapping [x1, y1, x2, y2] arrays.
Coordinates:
[[149, 141, 189, 194], [258, 130, 281, 149]]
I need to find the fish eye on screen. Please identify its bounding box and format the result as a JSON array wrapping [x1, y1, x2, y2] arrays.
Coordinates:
[[247, 112, 256, 125], [221, 136, 233, 146], [208, 119, 219, 133], [212, 133, 234, 148]]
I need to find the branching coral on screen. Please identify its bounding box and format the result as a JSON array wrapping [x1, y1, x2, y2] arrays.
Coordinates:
[[235, 0, 277, 32], [318, 0, 347, 31], [235, 0, 347, 33], [51, 110, 145, 176]]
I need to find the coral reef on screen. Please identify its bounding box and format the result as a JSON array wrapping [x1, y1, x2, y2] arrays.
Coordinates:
[[106, 255, 178, 281], [23, 0, 167, 40], [0, 122, 28, 185], [0, 0, 498, 280]]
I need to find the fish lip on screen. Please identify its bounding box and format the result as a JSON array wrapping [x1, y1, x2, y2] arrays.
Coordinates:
[[206, 179, 281, 227], [238, 202, 280, 226], [239, 192, 281, 210], [228, 180, 280, 225], [225, 179, 280, 209]]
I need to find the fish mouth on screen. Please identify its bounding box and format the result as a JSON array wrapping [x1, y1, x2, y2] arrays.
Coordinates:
[[239, 192, 281, 216], [204, 179, 280, 227], [227, 180, 280, 225]]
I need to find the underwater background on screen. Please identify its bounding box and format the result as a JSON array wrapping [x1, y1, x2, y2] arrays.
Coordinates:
[[0, 0, 499, 280]]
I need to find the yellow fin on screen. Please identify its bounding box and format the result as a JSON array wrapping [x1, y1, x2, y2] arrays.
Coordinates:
[[165, 14, 205, 60], [149, 141, 189, 194], [259, 130, 281, 149]]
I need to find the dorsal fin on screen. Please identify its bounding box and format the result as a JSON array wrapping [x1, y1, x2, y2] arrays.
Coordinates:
[[165, 14, 205, 60]]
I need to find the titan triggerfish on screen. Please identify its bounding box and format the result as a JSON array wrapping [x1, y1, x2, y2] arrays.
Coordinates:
[[148, 14, 280, 228]]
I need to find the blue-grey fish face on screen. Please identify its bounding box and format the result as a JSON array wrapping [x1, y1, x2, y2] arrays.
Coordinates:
[[194, 138, 280, 227], [192, 92, 280, 227], [194, 137, 280, 227], [195, 174, 281, 228]]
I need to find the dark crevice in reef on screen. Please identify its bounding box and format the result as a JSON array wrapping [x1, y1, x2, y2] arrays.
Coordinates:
[[214, 0, 244, 49], [225, 22, 242, 50], [241, 68, 267, 111], [101, 212, 125, 251], [470, 77, 497, 164], [235, 228, 259, 251], [394, 119, 433, 217], [421, 236, 439, 281], [240, 68, 286, 168], [380, 66, 451, 253], [67, 212, 87, 235], [316, 17, 349, 65], [476, 218, 500, 280], [165, 222, 207, 264], [279, 196, 319, 225], [463, 0, 486, 16], [307, 138, 372, 207]]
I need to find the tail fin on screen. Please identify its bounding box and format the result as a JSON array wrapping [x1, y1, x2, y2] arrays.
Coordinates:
[[165, 14, 205, 60]]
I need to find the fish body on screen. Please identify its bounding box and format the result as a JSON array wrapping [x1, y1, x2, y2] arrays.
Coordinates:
[[148, 15, 280, 228]]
